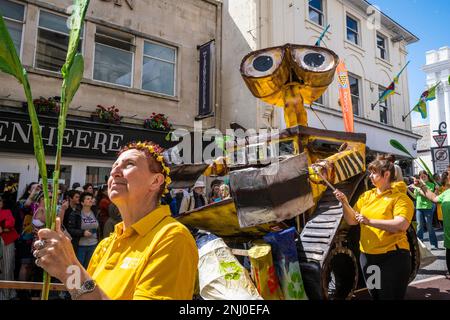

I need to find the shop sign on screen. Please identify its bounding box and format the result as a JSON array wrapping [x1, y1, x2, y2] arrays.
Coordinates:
[[0, 111, 174, 160], [197, 40, 215, 117]]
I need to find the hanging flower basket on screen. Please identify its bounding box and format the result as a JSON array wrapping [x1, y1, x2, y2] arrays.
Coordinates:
[[92, 104, 122, 124], [23, 96, 61, 115], [144, 113, 173, 131]]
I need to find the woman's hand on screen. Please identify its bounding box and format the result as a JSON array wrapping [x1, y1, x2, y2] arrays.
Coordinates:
[[333, 189, 349, 205], [355, 214, 370, 225], [61, 200, 69, 211], [84, 230, 92, 237], [33, 217, 81, 284]]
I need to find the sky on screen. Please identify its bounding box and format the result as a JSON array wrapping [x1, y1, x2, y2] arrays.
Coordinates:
[[369, 0, 450, 127]]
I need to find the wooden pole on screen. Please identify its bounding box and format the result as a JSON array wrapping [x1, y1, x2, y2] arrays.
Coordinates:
[[0, 281, 67, 291]]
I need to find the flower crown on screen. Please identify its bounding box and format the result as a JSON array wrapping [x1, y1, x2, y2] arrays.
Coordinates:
[[132, 141, 171, 195]]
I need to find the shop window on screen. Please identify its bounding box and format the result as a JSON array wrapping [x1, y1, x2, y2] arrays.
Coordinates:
[[35, 10, 83, 72], [93, 26, 134, 87], [86, 166, 110, 187], [0, 0, 25, 55], [142, 41, 176, 96]]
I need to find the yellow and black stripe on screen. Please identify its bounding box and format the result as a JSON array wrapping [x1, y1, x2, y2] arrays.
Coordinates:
[[330, 150, 364, 184]]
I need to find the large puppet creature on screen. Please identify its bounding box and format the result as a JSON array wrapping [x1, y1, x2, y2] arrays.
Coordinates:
[[240, 44, 339, 127]]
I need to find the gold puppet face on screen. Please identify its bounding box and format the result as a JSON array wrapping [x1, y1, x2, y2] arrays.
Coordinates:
[[240, 44, 339, 106]]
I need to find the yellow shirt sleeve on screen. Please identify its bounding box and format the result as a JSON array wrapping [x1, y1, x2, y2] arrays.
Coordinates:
[[133, 229, 198, 300], [392, 194, 414, 222]]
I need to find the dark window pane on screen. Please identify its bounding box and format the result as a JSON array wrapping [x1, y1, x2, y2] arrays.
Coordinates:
[[144, 42, 175, 62], [5, 19, 22, 53], [0, 0, 24, 21], [351, 96, 359, 116], [309, 9, 323, 25], [377, 35, 386, 59], [380, 107, 388, 124], [95, 34, 133, 52], [39, 11, 71, 35], [86, 167, 110, 186], [36, 28, 70, 72], [314, 95, 324, 105], [379, 86, 389, 123], [309, 0, 322, 11], [349, 75, 360, 116], [94, 43, 133, 87], [142, 56, 175, 96], [378, 47, 385, 59], [349, 76, 359, 96], [347, 30, 358, 45], [346, 16, 358, 32], [377, 35, 385, 48]]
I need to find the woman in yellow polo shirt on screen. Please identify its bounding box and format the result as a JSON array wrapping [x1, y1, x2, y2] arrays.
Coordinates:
[[32, 141, 199, 300], [334, 155, 414, 300]]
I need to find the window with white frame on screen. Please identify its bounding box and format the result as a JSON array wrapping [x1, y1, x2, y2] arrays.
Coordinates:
[[346, 15, 359, 45], [308, 0, 324, 26], [142, 41, 176, 96], [0, 0, 25, 55], [35, 10, 83, 72], [349, 74, 361, 116], [313, 95, 324, 106], [379, 85, 390, 124], [377, 33, 388, 60], [93, 26, 134, 87]]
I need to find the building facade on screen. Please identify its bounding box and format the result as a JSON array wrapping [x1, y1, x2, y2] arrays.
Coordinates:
[[221, 0, 421, 161], [0, 0, 222, 197], [422, 46, 450, 175]]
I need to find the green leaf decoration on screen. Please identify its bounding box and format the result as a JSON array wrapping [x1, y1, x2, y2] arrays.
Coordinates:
[[390, 139, 413, 158], [219, 261, 242, 281], [61, 0, 89, 77], [0, 14, 24, 83], [390, 139, 439, 186], [64, 53, 84, 108], [0, 0, 90, 300]]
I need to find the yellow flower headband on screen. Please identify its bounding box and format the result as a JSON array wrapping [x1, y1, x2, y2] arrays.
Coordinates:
[[126, 141, 172, 196]]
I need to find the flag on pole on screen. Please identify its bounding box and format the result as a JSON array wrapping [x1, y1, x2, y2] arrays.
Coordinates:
[[371, 61, 410, 110], [412, 100, 427, 119], [412, 82, 440, 119], [315, 24, 331, 47], [336, 60, 354, 132], [378, 80, 396, 102]]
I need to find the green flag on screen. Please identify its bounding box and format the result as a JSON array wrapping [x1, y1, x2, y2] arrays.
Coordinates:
[[425, 83, 438, 101], [412, 100, 427, 119]]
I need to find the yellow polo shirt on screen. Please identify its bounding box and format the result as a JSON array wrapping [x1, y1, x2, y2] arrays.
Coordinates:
[[87, 205, 198, 300], [353, 182, 414, 255]]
